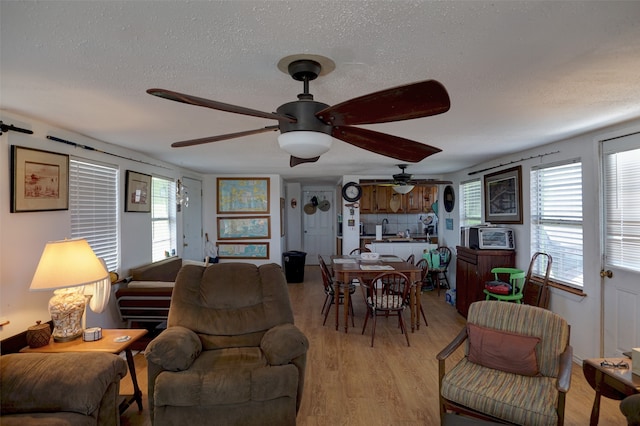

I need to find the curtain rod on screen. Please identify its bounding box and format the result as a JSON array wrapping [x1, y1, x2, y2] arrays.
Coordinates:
[[468, 151, 560, 175], [47, 135, 172, 170]]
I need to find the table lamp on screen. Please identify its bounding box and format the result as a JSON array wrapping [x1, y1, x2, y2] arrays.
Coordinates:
[[30, 238, 108, 342]]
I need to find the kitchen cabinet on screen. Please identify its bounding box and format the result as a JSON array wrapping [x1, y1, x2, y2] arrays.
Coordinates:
[[359, 186, 375, 213], [455, 246, 516, 317], [374, 187, 391, 212]]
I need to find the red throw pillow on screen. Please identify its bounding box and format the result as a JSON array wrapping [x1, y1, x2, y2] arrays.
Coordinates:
[[467, 323, 541, 376]]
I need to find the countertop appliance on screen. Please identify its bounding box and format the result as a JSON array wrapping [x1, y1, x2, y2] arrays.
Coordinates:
[[462, 226, 515, 250]]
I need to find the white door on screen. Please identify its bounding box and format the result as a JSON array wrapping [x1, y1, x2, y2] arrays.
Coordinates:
[[181, 177, 203, 261], [601, 132, 640, 357], [303, 188, 335, 265]]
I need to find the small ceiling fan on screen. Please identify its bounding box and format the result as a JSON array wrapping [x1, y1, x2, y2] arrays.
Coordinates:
[[147, 54, 450, 167], [360, 164, 452, 194]]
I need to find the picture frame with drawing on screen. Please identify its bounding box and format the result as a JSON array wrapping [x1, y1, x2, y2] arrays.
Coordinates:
[[125, 170, 152, 213], [484, 165, 523, 224], [11, 145, 69, 212]]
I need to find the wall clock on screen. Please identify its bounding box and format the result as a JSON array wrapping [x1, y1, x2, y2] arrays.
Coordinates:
[[342, 182, 362, 202], [444, 185, 455, 212]]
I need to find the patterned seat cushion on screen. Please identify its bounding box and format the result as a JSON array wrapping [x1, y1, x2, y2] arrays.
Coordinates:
[[441, 358, 558, 425]]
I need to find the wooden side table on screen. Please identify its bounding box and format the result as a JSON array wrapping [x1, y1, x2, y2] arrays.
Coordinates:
[[21, 328, 147, 414], [582, 357, 640, 425]]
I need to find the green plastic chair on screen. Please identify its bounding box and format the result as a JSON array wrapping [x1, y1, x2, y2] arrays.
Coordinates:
[[483, 267, 526, 303]]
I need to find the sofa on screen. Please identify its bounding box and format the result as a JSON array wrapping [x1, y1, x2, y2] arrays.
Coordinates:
[[0, 352, 128, 426], [145, 262, 309, 426], [115, 257, 194, 328]]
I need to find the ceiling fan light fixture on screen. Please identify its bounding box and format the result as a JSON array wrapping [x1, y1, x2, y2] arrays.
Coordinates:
[[278, 131, 332, 159], [392, 184, 415, 194]]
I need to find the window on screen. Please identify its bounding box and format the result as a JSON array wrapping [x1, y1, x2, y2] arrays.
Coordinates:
[[69, 159, 119, 271], [152, 176, 177, 262], [531, 161, 583, 287], [604, 146, 640, 272], [460, 179, 482, 227]]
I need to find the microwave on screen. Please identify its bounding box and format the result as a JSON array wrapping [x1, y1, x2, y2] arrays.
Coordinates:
[[461, 226, 515, 250]]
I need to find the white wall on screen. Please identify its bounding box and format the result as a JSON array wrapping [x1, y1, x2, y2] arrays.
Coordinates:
[[0, 111, 201, 338], [439, 118, 640, 362]]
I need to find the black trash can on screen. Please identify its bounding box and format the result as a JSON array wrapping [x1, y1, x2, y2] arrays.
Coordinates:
[[282, 250, 307, 283]]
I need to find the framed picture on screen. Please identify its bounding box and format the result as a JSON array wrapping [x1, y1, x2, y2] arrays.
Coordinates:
[[11, 145, 69, 212], [125, 170, 152, 213], [217, 216, 270, 240], [217, 242, 269, 259], [484, 165, 523, 224], [217, 177, 270, 214]]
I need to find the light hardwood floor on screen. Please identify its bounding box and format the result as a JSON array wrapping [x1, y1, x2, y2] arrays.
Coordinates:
[[120, 265, 626, 425]]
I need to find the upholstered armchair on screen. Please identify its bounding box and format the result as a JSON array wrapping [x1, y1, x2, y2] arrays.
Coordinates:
[[145, 263, 309, 426], [437, 300, 573, 425]]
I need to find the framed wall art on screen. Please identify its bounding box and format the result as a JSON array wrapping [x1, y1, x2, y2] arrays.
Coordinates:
[[11, 145, 69, 212], [217, 177, 270, 214], [216, 242, 269, 259], [484, 165, 523, 224], [125, 170, 152, 213], [217, 216, 271, 240]]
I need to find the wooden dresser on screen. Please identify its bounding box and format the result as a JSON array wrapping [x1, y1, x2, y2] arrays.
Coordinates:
[[455, 246, 516, 317]]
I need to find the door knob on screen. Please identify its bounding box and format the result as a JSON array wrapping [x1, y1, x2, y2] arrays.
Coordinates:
[[600, 269, 613, 278]]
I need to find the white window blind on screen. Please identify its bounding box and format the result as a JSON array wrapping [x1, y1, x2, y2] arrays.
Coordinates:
[[531, 161, 583, 287], [460, 179, 482, 227], [604, 147, 640, 272], [152, 176, 177, 262], [69, 159, 119, 271]]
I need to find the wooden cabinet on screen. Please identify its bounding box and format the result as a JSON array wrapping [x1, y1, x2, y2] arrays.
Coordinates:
[[359, 186, 375, 213], [455, 246, 516, 317], [374, 187, 391, 212]]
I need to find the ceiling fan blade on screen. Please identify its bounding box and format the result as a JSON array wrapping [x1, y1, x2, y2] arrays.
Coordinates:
[[171, 126, 279, 148], [316, 80, 450, 126], [290, 156, 320, 167], [332, 126, 441, 162], [147, 88, 295, 123]]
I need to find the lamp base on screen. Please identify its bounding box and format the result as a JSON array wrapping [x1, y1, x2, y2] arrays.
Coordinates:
[[49, 287, 86, 342]]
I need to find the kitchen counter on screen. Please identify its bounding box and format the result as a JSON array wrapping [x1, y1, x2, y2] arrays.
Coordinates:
[[366, 241, 438, 260], [360, 234, 435, 243]]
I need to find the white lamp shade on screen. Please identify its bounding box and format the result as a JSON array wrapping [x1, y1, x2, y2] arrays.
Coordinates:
[[278, 131, 332, 158], [392, 185, 415, 194], [30, 238, 109, 291]]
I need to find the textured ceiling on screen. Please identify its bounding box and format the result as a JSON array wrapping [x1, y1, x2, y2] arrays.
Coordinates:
[[2, 1, 640, 181]]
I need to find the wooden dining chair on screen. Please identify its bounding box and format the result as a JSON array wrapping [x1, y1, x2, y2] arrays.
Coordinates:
[[349, 247, 371, 255], [406, 253, 415, 265], [429, 246, 452, 296], [319, 256, 355, 328], [360, 271, 412, 347]]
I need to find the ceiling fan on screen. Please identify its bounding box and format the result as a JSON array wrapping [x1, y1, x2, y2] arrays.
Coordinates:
[[360, 164, 452, 194], [147, 54, 450, 167]]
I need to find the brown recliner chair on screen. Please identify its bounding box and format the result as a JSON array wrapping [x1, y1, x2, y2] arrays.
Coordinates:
[[1, 352, 127, 426], [145, 263, 309, 426]]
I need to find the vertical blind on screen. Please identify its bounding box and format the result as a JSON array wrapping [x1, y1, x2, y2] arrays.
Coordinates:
[[530, 161, 583, 287], [152, 176, 177, 262], [460, 179, 482, 227], [604, 147, 640, 272], [69, 159, 119, 271]]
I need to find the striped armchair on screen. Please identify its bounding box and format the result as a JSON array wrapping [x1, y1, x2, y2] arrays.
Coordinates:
[[437, 301, 573, 425]]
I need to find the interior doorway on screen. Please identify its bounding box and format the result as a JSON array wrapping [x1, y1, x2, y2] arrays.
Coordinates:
[[181, 177, 203, 261], [302, 187, 335, 265]]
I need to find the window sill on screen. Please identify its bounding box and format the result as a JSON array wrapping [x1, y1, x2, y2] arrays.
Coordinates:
[[547, 280, 586, 297]]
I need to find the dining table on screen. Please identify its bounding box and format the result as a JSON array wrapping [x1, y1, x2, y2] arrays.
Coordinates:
[[329, 255, 422, 333]]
